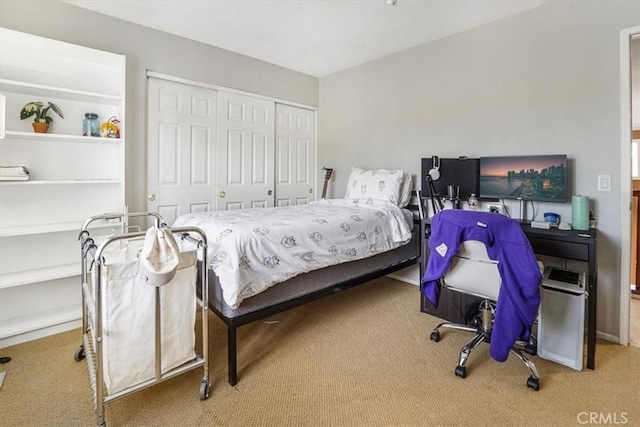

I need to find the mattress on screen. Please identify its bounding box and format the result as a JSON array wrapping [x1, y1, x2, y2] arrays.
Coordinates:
[[209, 227, 420, 321], [173, 198, 413, 308]]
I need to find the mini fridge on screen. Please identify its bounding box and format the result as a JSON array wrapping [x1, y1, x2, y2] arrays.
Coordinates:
[[538, 267, 586, 370]]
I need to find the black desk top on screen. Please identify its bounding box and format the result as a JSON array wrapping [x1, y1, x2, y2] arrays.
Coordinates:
[[519, 222, 597, 244], [422, 215, 597, 243]]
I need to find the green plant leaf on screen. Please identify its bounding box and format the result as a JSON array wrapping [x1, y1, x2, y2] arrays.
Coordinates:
[[19, 102, 43, 120], [47, 102, 64, 119]]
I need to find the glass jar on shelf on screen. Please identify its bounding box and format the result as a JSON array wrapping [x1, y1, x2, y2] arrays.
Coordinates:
[[82, 113, 100, 137]]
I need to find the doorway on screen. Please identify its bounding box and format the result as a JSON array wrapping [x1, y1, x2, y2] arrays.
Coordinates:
[[623, 29, 640, 348], [631, 35, 640, 347]]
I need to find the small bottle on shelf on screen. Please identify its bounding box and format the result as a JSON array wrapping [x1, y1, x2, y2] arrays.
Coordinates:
[[82, 113, 100, 137]]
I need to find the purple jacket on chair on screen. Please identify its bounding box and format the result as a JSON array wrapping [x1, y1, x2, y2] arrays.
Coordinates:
[[421, 210, 542, 362]]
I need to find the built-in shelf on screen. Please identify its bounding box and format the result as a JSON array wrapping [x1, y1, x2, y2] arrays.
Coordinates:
[[0, 304, 81, 340], [0, 27, 126, 346], [0, 79, 122, 104], [2, 130, 123, 144], [0, 263, 80, 289], [0, 179, 121, 185], [0, 221, 114, 237]]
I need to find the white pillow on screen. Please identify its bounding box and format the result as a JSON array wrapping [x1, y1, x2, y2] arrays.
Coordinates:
[[345, 168, 404, 205], [398, 172, 412, 208]]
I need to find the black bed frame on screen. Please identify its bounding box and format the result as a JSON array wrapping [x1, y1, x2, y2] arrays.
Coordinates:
[[207, 208, 421, 386]]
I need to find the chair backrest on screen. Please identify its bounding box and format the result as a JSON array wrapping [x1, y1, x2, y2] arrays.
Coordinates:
[[442, 240, 502, 301]]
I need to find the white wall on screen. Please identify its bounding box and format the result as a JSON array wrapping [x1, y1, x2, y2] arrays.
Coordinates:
[[0, 0, 319, 215], [318, 1, 640, 340]]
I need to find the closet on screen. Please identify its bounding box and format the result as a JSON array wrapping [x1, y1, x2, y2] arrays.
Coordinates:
[[146, 76, 316, 224]]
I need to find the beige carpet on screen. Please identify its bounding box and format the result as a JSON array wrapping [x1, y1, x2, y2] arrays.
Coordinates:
[[1, 278, 638, 426]]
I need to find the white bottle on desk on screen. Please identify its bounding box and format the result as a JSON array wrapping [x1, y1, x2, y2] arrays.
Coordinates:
[[467, 193, 478, 210]]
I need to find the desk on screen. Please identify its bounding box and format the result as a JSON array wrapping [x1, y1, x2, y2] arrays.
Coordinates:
[[419, 217, 598, 370]]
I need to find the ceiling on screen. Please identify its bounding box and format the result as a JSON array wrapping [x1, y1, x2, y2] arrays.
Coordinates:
[[66, 0, 549, 77]]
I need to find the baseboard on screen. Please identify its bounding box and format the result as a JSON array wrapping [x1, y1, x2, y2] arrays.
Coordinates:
[[596, 330, 619, 344], [386, 273, 419, 287]]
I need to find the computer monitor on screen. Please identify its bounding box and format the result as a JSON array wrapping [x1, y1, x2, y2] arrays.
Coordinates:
[[479, 155, 568, 202]]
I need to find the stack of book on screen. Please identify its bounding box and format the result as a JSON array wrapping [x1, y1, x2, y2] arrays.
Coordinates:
[[0, 166, 30, 181]]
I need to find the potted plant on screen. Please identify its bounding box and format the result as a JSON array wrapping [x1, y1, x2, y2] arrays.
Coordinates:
[[20, 101, 64, 133]]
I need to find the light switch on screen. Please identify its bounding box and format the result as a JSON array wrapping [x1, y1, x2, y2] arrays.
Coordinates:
[[597, 174, 611, 192]]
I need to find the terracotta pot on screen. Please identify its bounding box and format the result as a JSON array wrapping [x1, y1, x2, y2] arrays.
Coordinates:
[[32, 122, 50, 133]]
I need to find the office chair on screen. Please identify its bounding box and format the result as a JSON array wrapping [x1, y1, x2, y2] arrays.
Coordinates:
[[429, 239, 542, 391]]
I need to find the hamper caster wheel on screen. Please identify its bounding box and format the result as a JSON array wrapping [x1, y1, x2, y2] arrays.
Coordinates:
[[526, 376, 540, 391], [455, 365, 467, 378], [199, 379, 210, 400], [430, 331, 441, 342], [74, 345, 85, 362]]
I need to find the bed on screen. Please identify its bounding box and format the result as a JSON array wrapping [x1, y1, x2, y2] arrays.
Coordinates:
[[173, 168, 421, 385]]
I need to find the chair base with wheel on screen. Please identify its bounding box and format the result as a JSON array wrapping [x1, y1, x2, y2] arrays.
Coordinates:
[[428, 239, 542, 391]]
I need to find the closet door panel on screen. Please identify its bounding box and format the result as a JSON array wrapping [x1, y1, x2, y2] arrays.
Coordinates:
[[147, 77, 217, 224], [217, 91, 275, 210], [274, 104, 316, 206]]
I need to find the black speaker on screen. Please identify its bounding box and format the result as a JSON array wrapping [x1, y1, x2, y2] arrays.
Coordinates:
[[421, 157, 480, 201]]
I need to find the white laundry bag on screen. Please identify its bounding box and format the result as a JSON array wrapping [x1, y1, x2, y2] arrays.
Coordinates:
[[99, 227, 198, 394]]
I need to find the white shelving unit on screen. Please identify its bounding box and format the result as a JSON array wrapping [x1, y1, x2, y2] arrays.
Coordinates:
[[0, 27, 126, 346]]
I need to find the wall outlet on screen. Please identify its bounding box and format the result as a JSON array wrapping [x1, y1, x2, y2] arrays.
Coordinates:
[[488, 204, 503, 214]]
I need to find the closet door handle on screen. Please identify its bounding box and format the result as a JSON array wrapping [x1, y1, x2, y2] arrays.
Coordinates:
[[147, 193, 156, 201], [219, 191, 226, 198], [309, 188, 313, 194], [268, 190, 273, 196]]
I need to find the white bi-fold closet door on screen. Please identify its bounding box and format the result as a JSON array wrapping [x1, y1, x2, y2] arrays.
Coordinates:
[[274, 103, 316, 206], [147, 78, 218, 222], [216, 90, 275, 210], [147, 76, 315, 224]]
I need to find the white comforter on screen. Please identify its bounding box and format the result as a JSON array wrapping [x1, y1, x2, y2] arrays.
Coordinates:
[[172, 199, 412, 308]]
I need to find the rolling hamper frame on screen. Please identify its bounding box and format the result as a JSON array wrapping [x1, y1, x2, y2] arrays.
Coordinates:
[[74, 211, 210, 427]]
